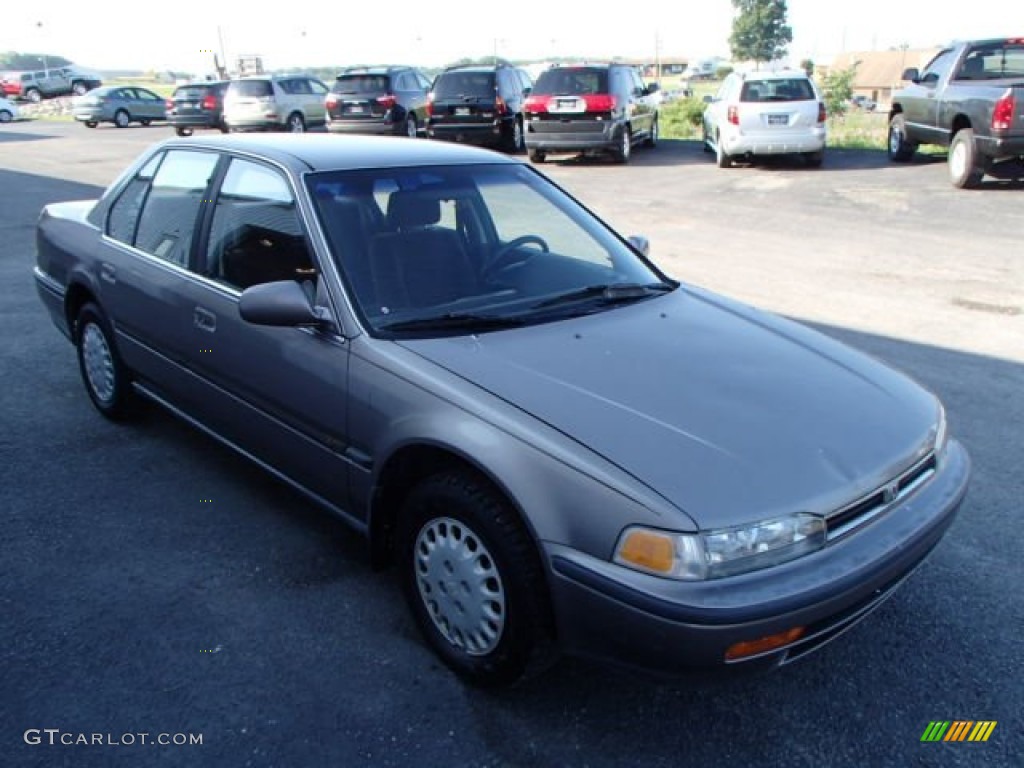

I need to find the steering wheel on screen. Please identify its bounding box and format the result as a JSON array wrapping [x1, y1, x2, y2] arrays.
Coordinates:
[[484, 235, 550, 278]]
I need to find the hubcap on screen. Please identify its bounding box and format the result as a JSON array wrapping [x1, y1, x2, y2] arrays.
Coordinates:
[[514, 121, 522, 149], [290, 117, 304, 133], [407, 117, 416, 137], [889, 127, 900, 154], [622, 131, 630, 158], [117, 113, 128, 127], [950, 142, 966, 179], [81, 323, 115, 403], [414, 517, 506, 656]]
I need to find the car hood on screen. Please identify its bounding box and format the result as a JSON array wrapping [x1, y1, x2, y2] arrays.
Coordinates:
[[396, 289, 939, 530]]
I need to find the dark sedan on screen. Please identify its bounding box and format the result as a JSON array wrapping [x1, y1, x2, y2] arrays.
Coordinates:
[[34, 135, 969, 686], [71, 86, 167, 128]]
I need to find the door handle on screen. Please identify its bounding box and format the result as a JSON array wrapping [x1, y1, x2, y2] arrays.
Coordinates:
[[193, 306, 216, 332], [99, 262, 116, 284]]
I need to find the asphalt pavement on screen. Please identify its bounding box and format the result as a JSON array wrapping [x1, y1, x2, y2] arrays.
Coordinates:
[[1, 121, 1021, 767]]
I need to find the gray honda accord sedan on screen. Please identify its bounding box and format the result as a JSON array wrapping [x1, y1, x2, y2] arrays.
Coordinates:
[[34, 135, 970, 686]]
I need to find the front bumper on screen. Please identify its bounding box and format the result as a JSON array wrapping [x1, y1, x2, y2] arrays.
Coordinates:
[[545, 439, 970, 674], [72, 109, 110, 122]]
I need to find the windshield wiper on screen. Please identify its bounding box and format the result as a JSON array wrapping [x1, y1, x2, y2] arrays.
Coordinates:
[[380, 312, 525, 333], [531, 282, 675, 310]]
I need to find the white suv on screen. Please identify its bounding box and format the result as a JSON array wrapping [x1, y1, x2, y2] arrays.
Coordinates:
[[702, 70, 826, 168], [223, 75, 329, 133]]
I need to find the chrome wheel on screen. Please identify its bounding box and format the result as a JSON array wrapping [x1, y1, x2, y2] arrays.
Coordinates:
[[406, 115, 417, 138], [414, 517, 506, 656], [949, 141, 967, 180], [513, 119, 523, 151], [889, 125, 901, 155], [81, 323, 115, 404], [287, 113, 305, 133]]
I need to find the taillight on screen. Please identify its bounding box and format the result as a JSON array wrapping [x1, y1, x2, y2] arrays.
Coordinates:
[[202, 94, 217, 110], [377, 94, 396, 110], [165, 98, 174, 111], [495, 95, 508, 115], [817, 101, 826, 123], [426, 93, 434, 117], [523, 95, 548, 114], [325, 94, 338, 107], [992, 89, 1015, 131], [581, 94, 617, 112], [727, 105, 739, 125]]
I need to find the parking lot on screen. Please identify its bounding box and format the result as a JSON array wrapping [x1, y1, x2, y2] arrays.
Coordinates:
[[2, 120, 1022, 767]]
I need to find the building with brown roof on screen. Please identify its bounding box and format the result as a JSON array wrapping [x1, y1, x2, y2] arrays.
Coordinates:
[[829, 48, 941, 107]]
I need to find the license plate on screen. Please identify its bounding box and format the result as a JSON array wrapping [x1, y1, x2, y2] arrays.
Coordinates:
[[348, 105, 365, 114], [551, 98, 582, 113], [767, 114, 788, 126], [455, 107, 470, 116]]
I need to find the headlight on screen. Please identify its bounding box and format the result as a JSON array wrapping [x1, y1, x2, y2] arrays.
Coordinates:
[[614, 513, 826, 581]]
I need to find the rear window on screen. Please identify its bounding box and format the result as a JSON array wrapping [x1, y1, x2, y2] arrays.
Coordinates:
[[332, 75, 390, 94], [955, 43, 1024, 80], [433, 72, 495, 99], [533, 68, 609, 96], [740, 78, 815, 102], [174, 86, 211, 100], [229, 80, 273, 98]]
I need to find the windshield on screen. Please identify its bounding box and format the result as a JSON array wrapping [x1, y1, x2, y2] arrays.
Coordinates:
[[306, 164, 670, 336]]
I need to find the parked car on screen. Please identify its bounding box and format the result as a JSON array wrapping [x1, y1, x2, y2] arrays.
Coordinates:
[[0, 96, 19, 123], [523, 63, 659, 164], [11, 66, 102, 102], [889, 38, 1024, 188], [166, 80, 230, 136], [703, 69, 827, 168], [34, 134, 969, 687], [71, 86, 167, 128], [325, 66, 432, 137], [223, 75, 329, 133], [426, 64, 532, 152], [849, 94, 877, 112], [1, 71, 24, 97]]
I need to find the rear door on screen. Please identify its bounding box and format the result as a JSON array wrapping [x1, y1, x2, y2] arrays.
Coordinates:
[[133, 88, 166, 120]]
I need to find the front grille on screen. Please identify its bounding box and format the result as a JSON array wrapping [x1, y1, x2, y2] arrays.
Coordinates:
[[826, 452, 937, 541]]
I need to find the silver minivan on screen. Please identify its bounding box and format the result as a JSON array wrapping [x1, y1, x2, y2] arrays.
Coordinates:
[[703, 70, 827, 168], [223, 75, 329, 133]]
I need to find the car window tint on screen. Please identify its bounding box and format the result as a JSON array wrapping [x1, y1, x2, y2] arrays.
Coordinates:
[[205, 159, 315, 291], [133, 150, 219, 267], [231, 80, 273, 98], [534, 68, 608, 95], [955, 43, 1024, 79], [309, 80, 328, 95], [740, 78, 814, 102], [333, 75, 390, 94], [921, 50, 956, 84], [434, 72, 494, 99], [106, 152, 165, 243]]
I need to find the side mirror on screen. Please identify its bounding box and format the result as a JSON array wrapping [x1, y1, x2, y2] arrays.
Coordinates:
[[646, 82, 660, 94], [900, 67, 920, 83], [627, 235, 650, 257], [702, 95, 713, 104], [238, 280, 324, 327]]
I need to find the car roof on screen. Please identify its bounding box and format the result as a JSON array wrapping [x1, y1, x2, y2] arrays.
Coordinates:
[[441, 66, 500, 74], [740, 69, 811, 81], [160, 134, 523, 172], [339, 66, 410, 75]]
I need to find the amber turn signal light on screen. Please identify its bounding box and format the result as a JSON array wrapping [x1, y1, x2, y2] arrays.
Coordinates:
[[725, 627, 805, 662]]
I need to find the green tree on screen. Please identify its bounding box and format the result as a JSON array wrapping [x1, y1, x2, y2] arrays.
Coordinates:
[[821, 64, 857, 118], [800, 58, 814, 77], [729, 0, 793, 66]]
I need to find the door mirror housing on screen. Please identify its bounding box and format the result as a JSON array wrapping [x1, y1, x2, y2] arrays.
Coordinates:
[[238, 280, 325, 327]]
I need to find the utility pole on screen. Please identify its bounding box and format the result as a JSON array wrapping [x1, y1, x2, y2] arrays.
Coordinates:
[[655, 33, 662, 85]]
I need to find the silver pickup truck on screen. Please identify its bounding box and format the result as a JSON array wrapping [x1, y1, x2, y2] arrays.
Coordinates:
[[888, 38, 1024, 188]]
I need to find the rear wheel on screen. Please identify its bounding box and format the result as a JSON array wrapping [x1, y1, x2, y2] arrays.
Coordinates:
[[84, 121, 98, 128], [286, 112, 305, 133], [613, 126, 632, 163], [175, 126, 194, 137], [527, 148, 545, 164], [716, 133, 732, 168], [75, 303, 136, 420], [399, 470, 555, 687], [887, 114, 916, 162], [505, 117, 524, 153], [26, 88, 42, 103], [949, 128, 985, 189], [406, 114, 418, 138], [114, 110, 130, 128], [0, 109, 12, 123], [71, 82, 88, 96]]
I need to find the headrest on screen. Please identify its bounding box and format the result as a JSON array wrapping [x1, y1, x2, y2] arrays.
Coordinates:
[[387, 191, 441, 229]]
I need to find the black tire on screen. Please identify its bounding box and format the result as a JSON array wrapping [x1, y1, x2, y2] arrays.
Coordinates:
[[643, 116, 658, 148], [175, 126, 194, 137], [140, 119, 152, 127], [949, 128, 985, 189], [715, 133, 732, 168], [0, 109, 12, 123], [218, 122, 230, 134], [702, 123, 713, 153], [887, 114, 916, 162], [405, 114, 418, 138], [114, 110, 130, 129], [613, 125, 632, 164], [399, 470, 555, 687], [84, 121, 98, 128], [26, 88, 42, 103], [527, 148, 545, 164], [71, 82, 88, 96], [75, 303, 135, 420], [286, 112, 305, 133], [504, 117, 524, 153], [804, 150, 824, 168]]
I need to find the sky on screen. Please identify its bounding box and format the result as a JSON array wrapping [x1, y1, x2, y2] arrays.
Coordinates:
[[1, 1, 1017, 74]]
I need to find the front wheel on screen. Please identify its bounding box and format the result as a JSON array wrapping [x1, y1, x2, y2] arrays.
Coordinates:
[[71, 82, 88, 96], [887, 114, 916, 162], [84, 121, 98, 128], [527, 148, 545, 164], [643, 116, 658, 148], [399, 470, 555, 687], [114, 110, 130, 128], [286, 112, 305, 133], [26, 88, 42, 103], [0, 110, 13, 123], [949, 128, 984, 189], [716, 134, 732, 168], [175, 126, 194, 137], [405, 114, 418, 138], [75, 303, 136, 420]]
